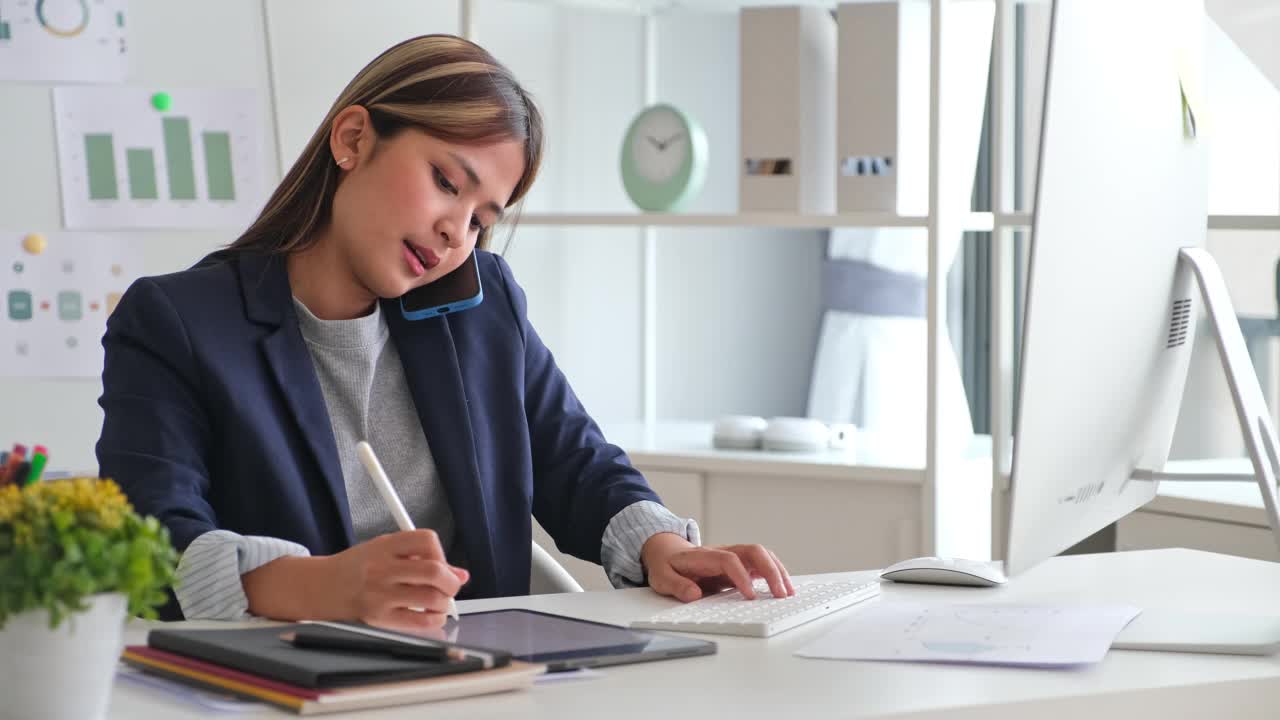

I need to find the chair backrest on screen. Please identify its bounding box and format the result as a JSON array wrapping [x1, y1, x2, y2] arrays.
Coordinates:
[[530, 541, 585, 595]]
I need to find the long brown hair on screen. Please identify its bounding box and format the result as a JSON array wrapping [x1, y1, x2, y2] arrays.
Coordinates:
[[230, 34, 543, 255]]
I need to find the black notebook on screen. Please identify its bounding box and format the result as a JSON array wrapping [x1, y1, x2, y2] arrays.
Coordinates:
[[147, 624, 511, 689]]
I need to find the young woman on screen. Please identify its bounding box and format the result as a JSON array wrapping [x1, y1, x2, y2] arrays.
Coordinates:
[[98, 34, 793, 632]]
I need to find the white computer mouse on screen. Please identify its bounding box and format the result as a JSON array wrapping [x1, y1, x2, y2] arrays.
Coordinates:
[[880, 557, 1008, 587]]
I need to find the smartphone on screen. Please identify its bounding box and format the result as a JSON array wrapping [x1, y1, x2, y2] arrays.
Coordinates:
[[399, 250, 484, 321]]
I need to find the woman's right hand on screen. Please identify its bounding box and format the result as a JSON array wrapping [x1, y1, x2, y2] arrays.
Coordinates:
[[242, 529, 468, 631], [326, 529, 468, 633]]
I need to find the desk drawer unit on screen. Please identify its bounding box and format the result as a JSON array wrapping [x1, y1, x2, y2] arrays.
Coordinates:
[[1118, 510, 1280, 562]]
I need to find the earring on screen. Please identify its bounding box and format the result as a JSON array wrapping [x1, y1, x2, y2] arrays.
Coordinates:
[[336, 156, 351, 167]]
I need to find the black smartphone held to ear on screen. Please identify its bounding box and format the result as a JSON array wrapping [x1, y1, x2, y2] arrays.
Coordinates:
[[399, 250, 484, 321]]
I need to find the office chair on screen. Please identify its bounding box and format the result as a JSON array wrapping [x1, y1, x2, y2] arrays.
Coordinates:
[[530, 541, 585, 595]]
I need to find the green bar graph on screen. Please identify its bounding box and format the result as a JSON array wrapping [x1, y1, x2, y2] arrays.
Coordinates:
[[78, 103, 241, 206], [0, 22, 11, 41], [202, 132, 235, 201], [126, 148, 158, 200], [84, 134, 119, 200], [162, 117, 196, 201]]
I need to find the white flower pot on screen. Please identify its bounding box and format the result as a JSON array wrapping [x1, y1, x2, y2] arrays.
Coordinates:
[[0, 592, 127, 720]]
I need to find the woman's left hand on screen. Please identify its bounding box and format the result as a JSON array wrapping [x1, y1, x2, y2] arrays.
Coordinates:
[[640, 532, 795, 603]]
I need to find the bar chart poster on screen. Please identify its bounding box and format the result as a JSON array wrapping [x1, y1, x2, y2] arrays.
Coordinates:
[[53, 86, 266, 229], [0, 0, 127, 83], [0, 231, 141, 377]]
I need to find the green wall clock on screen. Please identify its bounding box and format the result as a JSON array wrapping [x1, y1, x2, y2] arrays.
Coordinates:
[[620, 103, 709, 212]]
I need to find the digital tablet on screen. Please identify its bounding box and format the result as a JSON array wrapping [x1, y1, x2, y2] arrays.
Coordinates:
[[452, 609, 717, 671]]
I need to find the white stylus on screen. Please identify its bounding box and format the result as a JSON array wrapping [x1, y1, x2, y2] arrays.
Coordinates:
[[355, 440, 459, 621]]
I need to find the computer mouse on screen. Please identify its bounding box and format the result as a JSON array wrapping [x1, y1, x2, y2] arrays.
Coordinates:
[[880, 557, 1007, 587]]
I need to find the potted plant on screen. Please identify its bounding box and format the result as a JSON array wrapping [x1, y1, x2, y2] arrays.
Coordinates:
[[0, 477, 177, 720]]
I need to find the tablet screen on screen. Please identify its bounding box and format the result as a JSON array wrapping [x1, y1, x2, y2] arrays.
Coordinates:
[[451, 609, 715, 669]]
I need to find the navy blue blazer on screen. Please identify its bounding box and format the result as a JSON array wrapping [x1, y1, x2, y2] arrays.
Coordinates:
[[97, 249, 660, 620]]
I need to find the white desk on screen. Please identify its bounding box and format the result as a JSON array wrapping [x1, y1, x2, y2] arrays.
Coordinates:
[[110, 549, 1280, 719]]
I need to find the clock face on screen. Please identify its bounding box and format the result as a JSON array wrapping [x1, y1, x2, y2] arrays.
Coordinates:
[[621, 103, 707, 212], [629, 107, 689, 184]]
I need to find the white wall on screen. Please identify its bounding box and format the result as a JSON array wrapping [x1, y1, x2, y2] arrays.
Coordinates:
[[648, 12, 825, 421], [655, 11, 739, 216], [266, 0, 460, 171], [655, 228, 824, 419], [1, 0, 826, 472], [0, 0, 280, 473]]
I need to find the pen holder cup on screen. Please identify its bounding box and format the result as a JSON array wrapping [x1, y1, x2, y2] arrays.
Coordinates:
[[0, 592, 127, 720]]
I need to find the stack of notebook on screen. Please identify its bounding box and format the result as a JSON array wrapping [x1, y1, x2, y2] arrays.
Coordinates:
[[121, 621, 544, 715]]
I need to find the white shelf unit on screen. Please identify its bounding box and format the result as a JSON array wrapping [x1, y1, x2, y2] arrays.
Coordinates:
[[1207, 215, 1280, 231], [517, 211, 996, 229], [462, 0, 1280, 563], [518, 211, 1280, 231]]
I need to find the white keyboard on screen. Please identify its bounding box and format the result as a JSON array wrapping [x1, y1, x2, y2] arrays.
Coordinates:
[[631, 577, 881, 638]]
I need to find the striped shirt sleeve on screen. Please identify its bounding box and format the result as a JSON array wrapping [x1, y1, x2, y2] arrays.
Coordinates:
[[601, 500, 702, 589], [173, 530, 311, 620]]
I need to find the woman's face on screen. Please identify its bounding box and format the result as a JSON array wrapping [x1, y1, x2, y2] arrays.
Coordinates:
[[328, 112, 525, 300]]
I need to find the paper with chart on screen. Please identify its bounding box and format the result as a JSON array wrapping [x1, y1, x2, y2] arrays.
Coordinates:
[[0, 0, 128, 83], [1, 231, 141, 377], [795, 603, 1142, 667], [54, 86, 266, 229]]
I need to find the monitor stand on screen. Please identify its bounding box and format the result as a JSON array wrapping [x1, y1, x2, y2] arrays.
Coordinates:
[[1121, 247, 1280, 656]]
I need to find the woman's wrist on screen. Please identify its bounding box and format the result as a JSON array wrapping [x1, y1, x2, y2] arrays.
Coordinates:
[[242, 555, 346, 620], [640, 532, 695, 579]]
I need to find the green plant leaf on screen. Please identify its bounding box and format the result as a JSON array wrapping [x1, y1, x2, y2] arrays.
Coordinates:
[[0, 479, 178, 629]]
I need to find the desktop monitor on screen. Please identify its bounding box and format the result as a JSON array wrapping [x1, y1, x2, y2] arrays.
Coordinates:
[[1004, 0, 1212, 575]]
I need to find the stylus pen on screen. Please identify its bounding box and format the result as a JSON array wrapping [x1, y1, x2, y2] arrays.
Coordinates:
[[280, 628, 466, 662], [355, 440, 460, 621], [300, 620, 500, 668]]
